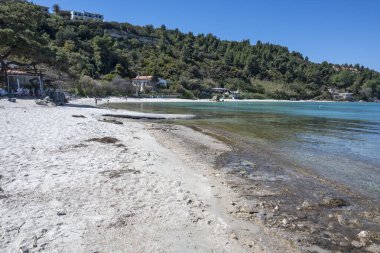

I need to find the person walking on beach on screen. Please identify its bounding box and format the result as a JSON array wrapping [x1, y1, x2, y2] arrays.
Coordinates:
[[95, 97, 97, 106]]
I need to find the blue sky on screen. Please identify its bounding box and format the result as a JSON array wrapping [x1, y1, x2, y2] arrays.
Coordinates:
[[33, 0, 380, 71]]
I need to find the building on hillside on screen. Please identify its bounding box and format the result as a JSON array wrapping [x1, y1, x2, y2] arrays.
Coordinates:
[[210, 88, 240, 99], [211, 88, 229, 94], [230, 90, 241, 99], [328, 88, 339, 95], [132, 76, 156, 93], [334, 92, 354, 101], [0, 61, 45, 97], [36, 4, 49, 14], [132, 76, 168, 93], [57, 10, 72, 20], [328, 87, 354, 101], [70, 11, 104, 21]]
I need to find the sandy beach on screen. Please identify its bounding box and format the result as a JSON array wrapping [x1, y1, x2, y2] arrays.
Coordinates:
[[0, 98, 300, 253]]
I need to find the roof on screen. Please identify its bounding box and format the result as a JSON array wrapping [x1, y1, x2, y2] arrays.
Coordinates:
[[133, 76, 153, 81], [6, 70, 42, 76], [211, 88, 229, 91], [36, 4, 49, 9]]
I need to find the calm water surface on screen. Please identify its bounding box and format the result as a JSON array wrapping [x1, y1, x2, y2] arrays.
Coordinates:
[[110, 101, 380, 199]]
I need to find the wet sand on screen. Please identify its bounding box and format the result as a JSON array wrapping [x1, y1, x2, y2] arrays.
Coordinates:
[[189, 125, 380, 252]]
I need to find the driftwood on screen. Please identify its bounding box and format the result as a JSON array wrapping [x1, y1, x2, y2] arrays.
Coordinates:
[[98, 118, 123, 124], [35, 96, 53, 106]]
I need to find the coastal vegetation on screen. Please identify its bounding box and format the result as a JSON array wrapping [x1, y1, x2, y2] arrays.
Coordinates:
[[1, 0, 380, 100]]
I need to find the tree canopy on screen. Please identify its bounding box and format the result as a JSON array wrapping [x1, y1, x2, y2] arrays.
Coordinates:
[[0, 0, 52, 64]]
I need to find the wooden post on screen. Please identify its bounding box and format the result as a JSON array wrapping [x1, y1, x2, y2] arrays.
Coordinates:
[[4, 66, 9, 93], [38, 75, 43, 96], [7, 75, 10, 93]]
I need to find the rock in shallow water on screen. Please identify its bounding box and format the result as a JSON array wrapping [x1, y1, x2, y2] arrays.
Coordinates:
[[366, 243, 380, 253], [281, 218, 288, 226], [351, 240, 363, 248], [321, 197, 350, 208], [357, 230, 372, 245], [301, 200, 311, 208]]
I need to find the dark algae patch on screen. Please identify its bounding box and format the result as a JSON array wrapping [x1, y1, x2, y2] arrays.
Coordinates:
[[86, 137, 120, 144], [100, 169, 141, 179]]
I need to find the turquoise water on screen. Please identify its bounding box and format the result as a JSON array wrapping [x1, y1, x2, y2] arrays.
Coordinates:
[[110, 101, 380, 199]]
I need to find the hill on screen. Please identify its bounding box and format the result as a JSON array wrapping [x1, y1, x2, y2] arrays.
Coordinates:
[[1, 0, 380, 100]]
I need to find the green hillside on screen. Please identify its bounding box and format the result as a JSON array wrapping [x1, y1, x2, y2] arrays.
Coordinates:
[[1, 0, 380, 100]]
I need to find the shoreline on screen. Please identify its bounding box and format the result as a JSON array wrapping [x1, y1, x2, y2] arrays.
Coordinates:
[[78, 96, 368, 105], [1, 98, 379, 252], [166, 120, 380, 252], [99, 98, 380, 252]]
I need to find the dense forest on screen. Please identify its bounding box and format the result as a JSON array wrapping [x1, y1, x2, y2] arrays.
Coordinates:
[[1, 0, 380, 100]]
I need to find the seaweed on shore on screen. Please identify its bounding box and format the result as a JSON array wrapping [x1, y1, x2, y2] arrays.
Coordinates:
[[100, 169, 141, 179], [86, 137, 120, 144]]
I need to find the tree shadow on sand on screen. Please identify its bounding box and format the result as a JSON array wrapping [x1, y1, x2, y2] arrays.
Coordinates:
[[64, 104, 98, 109]]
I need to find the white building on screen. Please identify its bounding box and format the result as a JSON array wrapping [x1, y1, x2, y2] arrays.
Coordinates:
[[36, 5, 49, 14], [333, 92, 354, 101], [70, 11, 103, 21], [132, 76, 156, 92], [132, 76, 168, 93], [328, 88, 339, 95]]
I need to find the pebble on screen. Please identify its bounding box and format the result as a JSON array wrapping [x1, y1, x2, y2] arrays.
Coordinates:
[[266, 212, 274, 219], [241, 160, 253, 166], [230, 233, 238, 240], [327, 222, 335, 230], [240, 201, 257, 214], [351, 240, 363, 248], [337, 214, 346, 225], [301, 200, 311, 208], [281, 218, 288, 226], [358, 230, 372, 245], [349, 219, 361, 226], [339, 241, 350, 247], [256, 210, 266, 221], [366, 244, 380, 253]]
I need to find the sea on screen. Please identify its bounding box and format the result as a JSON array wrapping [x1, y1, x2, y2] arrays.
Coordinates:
[[110, 101, 380, 201]]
